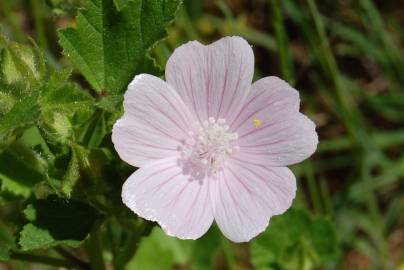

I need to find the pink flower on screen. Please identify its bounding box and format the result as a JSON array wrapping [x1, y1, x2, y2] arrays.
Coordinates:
[[112, 36, 318, 242]]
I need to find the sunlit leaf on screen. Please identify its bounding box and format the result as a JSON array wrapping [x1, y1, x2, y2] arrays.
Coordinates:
[[125, 227, 186, 270], [58, 0, 181, 94]]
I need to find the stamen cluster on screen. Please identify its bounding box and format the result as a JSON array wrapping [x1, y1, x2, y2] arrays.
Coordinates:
[[179, 117, 239, 179]]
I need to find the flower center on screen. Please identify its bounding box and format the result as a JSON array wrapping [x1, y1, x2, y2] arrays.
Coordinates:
[[179, 117, 239, 179]]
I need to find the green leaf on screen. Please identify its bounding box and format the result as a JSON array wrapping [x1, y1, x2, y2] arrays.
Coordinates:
[[0, 34, 45, 150], [61, 144, 89, 197], [19, 196, 100, 251], [125, 226, 221, 270], [0, 91, 40, 149], [0, 237, 12, 261], [0, 226, 15, 261], [125, 227, 191, 270], [96, 95, 123, 112], [0, 242, 10, 260], [58, 0, 181, 94], [0, 35, 42, 87], [38, 69, 95, 145], [0, 142, 46, 198], [186, 226, 222, 270], [46, 0, 86, 16], [251, 209, 339, 270], [0, 80, 28, 117], [41, 70, 94, 116], [61, 147, 80, 197]]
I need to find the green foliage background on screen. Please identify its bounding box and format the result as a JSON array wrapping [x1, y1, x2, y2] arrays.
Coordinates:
[[0, 0, 403, 269]]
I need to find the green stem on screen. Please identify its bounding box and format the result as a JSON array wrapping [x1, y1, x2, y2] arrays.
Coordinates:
[[55, 248, 91, 270], [113, 220, 153, 270], [319, 177, 334, 216], [220, 237, 237, 270], [270, 0, 294, 84], [303, 161, 322, 214], [217, 0, 235, 22], [30, 0, 48, 50], [307, 0, 370, 150], [85, 231, 106, 270], [359, 0, 404, 83], [318, 128, 404, 152], [204, 15, 276, 51], [305, 2, 388, 267], [176, 7, 201, 41], [10, 252, 88, 270], [360, 154, 392, 269], [0, 1, 26, 42]]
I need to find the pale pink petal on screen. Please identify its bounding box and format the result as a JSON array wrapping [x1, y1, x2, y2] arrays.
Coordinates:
[[112, 74, 195, 167], [229, 76, 300, 132], [122, 157, 213, 240], [234, 113, 318, 166], [165, 36, 254, 124], [227, 76, 317, 166], [210, 161, 296, 242]]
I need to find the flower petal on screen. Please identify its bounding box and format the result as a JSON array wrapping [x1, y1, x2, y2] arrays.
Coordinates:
[[165, 36, 254, 124], [229, 76, 300, 133], [228, 76, 317, 166], [112, 74, 195, 167], [211, 162, 296, 242], [122, 157, 214, 240], [234, 113, 318, 166]]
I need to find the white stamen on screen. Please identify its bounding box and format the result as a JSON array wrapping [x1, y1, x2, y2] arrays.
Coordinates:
[[180, 118, 239, 175]]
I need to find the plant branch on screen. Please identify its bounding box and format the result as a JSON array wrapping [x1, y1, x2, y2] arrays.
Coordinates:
[[84, 232, 106, 270], [10, 252, 88, 270], [55, 247, 91, 270]]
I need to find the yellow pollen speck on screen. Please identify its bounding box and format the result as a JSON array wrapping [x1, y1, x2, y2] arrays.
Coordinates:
[[253, 119, 262, 128]]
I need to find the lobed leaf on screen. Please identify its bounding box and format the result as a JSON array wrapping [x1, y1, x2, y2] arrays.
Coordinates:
[[58, 0, 181, 94]]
